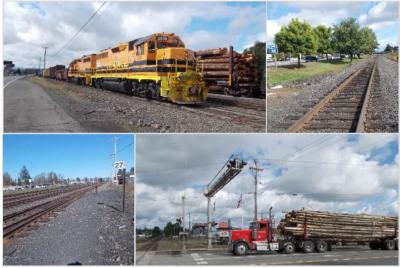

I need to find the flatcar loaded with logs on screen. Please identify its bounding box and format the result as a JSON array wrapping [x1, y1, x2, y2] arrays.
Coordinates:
[[230, 209, 398, 256], [66, 32, 207, 104], [195, 43, 265, 97]]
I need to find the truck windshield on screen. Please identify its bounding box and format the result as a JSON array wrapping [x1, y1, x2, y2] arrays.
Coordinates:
[[249, 222, 259, 229]]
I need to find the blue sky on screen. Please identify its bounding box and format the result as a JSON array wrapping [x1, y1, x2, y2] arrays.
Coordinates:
[[267, 1, 399, 50], [5, 1, 265, 67], [3, 134, 134, 180]]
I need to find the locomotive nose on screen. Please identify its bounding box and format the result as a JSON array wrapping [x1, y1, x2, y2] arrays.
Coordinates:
[[188, 86, 200, 95]]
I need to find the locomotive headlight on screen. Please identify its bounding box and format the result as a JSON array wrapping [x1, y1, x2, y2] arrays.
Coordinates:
[[188, 86, 199, 95]]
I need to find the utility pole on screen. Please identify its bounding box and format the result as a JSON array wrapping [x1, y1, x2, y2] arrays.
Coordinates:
[[122, 168, 126, 213], [249, 160, 263, 221], [207, 196, 212, 249], [111, 137, 120, 182], [181, 195, 186, 232], [188, 212, 191, 233], [42, 46, 48, 70]]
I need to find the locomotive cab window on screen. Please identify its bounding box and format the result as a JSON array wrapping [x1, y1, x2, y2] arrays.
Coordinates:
[[136, 44, 144, 55]]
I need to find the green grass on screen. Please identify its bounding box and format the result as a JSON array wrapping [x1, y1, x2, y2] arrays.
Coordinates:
[[268, 58, 364, 87]]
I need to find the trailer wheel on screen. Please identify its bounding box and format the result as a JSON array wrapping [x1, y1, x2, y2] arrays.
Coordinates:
[[384, 240, 395, 250], [282, 242, 295, 254], [233, 242, 248, 256], [303, 241, 314, 253], [369, 241, 378, 250], [315, 240, 328, 253]]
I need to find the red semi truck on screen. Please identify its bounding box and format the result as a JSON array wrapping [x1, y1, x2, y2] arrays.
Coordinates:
[[230, 217, 398, 256]]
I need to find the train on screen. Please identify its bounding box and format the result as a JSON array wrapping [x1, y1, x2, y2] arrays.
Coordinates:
[[42, 33, 208, 104]]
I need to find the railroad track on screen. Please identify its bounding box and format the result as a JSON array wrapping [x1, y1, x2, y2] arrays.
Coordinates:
[[182, 94, 265, 129], [136, 236, 162, 263], [288, 60, 376, 133], [3, 185, 96, 240], [207, 93, 266, 111], [4, 185, 90, 208]]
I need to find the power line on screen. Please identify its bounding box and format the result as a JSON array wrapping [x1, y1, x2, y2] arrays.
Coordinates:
[[117, 142, 133, 154], [52, 2, 107, 58]]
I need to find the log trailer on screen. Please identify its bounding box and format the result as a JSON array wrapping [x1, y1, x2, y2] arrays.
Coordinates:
[[230, 210, 398, 256]]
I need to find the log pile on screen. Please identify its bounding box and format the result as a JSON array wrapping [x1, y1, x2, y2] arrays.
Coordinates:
[[195, 47, 260, 97], [278, 209, 398, 242]]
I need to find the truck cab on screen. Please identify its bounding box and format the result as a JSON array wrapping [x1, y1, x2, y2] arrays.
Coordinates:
[[230, 219, 280, 256]]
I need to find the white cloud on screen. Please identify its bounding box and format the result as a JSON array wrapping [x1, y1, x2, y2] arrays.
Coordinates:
[[4, 2, 265, 68], [358, 2, 398, 30], [267, 1, 398, 44]]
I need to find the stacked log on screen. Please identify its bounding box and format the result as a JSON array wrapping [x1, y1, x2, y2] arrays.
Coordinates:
[[195, 47, 259, 97], [278, 209, 398, 242]]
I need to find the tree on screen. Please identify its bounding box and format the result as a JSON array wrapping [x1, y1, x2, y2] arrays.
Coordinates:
[[19, 166, 31, 185], [313, 25, 334, 61], [275, 18, 317, 67], [384, 44, 394, 53], [152, 226, 162, 237], [47, 171, 59, 185], [3, 172, 13, 186], [332, 17, 361, 62], [163, 222, 180, 237], [358, 27, 378, 57], [34, 172, 47, 185]]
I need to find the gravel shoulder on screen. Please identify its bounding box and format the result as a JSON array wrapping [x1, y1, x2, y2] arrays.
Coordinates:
[[3, 183, 134, 265], [267, 58, 373, 132], [31, 77, 264, 133]]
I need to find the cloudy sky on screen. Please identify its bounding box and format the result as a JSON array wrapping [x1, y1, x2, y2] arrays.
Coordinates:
[[267, 1, 399, 51], [136, 134, 398, 229], [4, 1, 265, 68]]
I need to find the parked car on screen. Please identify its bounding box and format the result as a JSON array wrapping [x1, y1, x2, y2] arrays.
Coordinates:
[[304, 55, 318, 62]]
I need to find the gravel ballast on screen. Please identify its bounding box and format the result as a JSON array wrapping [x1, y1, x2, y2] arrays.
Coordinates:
[[365, 56, 398, 132], [31, 77, 264, 133], [3, 183, 134, 265]]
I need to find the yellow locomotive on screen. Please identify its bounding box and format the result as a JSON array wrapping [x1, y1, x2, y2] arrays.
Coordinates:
[[67, 33, 207, 104]]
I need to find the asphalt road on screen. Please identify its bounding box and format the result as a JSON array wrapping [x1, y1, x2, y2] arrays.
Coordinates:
[[4, 76, 84, 132], [138, 248, 398, 265]]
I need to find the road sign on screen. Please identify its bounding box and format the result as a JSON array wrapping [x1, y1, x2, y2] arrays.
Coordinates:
[[113, 161, 126, 170], [267, 43, 277, 54]]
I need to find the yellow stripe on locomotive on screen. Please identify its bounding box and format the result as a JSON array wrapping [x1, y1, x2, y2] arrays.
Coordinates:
[[67, 33, 207, 104]]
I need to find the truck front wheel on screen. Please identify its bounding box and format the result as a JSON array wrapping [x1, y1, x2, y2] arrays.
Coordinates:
[[283, 242, 295, 254], [315, 240, 328, 253], [303, 241, 314, 253], [234, 242, 248, 256]]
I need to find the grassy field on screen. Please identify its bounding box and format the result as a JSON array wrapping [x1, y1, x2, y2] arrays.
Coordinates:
[[268, 58, 364, 87]]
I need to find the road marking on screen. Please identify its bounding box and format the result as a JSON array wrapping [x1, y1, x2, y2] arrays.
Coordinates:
[[4, 76, 25, 89], [191, 253, 208, 265]]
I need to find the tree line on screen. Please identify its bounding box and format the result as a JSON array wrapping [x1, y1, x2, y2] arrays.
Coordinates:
[[3, 166, 106, 187], [275, 17, 379, 67]]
